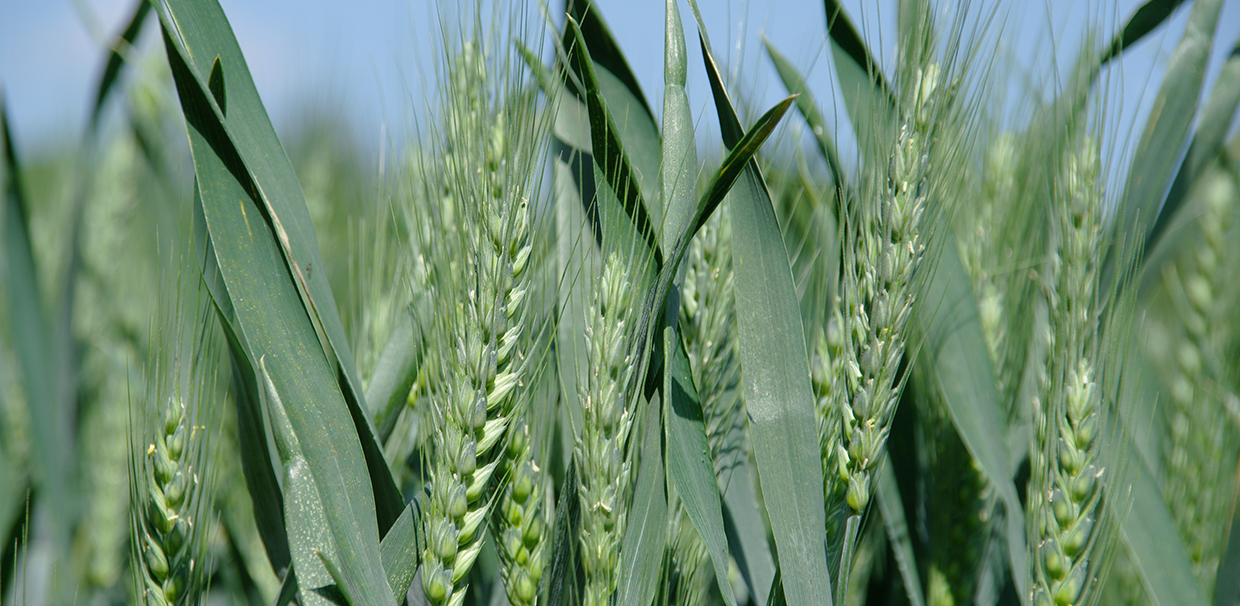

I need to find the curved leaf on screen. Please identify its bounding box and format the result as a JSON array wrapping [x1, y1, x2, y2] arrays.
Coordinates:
[[90, 0, 152, 132], [1101, 0, 1190, 66], [153, 0, 403, 532], [762, 37, 844, 189]]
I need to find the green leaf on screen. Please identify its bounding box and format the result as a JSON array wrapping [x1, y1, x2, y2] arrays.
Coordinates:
[[692, 23, 831, 606], [1216, 501, 1240, 606], [261, 357, 394, 605], [547, 461, 582, 606], [1101, 0, 1190, 66], [564, 17, 663, 267], [564, 0, 656, 125], [1143, 37, 1240, 263], [913, 242, 1029, 601], [153, 0, 403, 532], [1116, 435, 1210, 606], [762, 36, 844, 188], [822, 0, 897, 167], [1, 96, 73, 552], [365, 303, 425, 444], [659, 0, 697, 255], [664, 326, 737, 606], [617, 390, 668, 606], [720, 460, 775, 606], [1108, 0, 1223, 286], [378, 501, 424, 602], [875, 459, 925, 606], [90, 0, 151, 132]]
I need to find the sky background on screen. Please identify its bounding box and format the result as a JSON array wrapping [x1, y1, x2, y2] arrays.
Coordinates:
[[1, 0, 1239, 170]]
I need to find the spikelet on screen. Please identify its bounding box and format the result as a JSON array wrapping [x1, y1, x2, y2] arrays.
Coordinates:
[[129, 275, 219, 606], [1159, 165, 1240, 592], [420, 25, 546, 603], [679, 207, 744, 476], [577, 252, 638, 606], [494, 421, 548, 606], [1028, 136, 1106, 606], [824, 64, 941, 516]]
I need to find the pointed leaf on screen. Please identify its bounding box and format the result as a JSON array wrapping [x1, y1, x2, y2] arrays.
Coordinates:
[[379, 501, 425, 602], [617, 391, 668, 606], [1101, 0, 1190, 66], [762, 37, 844, 188], [875, 458, 926, 606], [692, 22, 831, 606], [720, 460, 775, 606], [664, 326, 737, 606], [913, 242, 1029, 601], [90, 0, 151, 132], [1108, 0, 1223, 285], [153, 0, 403, 530]]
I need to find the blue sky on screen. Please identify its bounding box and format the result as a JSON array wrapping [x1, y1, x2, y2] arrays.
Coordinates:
[[1, 0, 1238, 163]]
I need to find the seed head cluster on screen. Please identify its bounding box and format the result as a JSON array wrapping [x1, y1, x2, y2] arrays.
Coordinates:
[[577, 251, 637, 606], [1030, 138, 1105, 606]]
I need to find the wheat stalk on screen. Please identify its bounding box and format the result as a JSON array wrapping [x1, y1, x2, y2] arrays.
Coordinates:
[[1028, 136, 1106, 606], [576, 251, 638, 606]]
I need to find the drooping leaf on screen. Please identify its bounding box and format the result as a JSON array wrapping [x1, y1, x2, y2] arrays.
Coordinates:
[[90, 0, 152, 132], [153, 0, 403, 532], [664, 327, 737, 606], [617, 391, 668, 606], [1100, 0, 1191, 66], [564, 0, 656, 123]]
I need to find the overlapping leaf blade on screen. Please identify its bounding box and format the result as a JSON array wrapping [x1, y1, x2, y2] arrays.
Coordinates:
[[154, 0, 403, 534], [691, 17, 831, 606], [664, 327, 738, 606], [617, 390, 667, 606]]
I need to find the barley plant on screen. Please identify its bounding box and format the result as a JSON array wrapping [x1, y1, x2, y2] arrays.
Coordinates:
[[2, 0, 1240, 605]]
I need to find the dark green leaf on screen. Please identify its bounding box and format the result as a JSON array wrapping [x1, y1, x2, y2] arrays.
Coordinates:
[[90, 0, 151, 132], [913, 242, 1029, 600], [565, 0, 656, 123], [154, 0, 403, 531], [692, 24, 831, 606], [379, 501, 424, 601], [1143, 38, 1240, 264], [720, 460, 775, 606], [365, 303, 425, 443], [546, 462, 582, 606], [1216, 500, 1240, 606], [875, 460, 925, 606], [617, 390, 668, 606], [822, 0, 896, 167], [564, 17, 663, 266], [1101, 0, 1190, 66], [1, 96, 73, 551], [664, 327, 737, 606], [660, 0, 697, 255]]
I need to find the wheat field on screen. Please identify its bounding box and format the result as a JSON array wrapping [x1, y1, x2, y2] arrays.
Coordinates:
[[1, 0, 1239, 605]]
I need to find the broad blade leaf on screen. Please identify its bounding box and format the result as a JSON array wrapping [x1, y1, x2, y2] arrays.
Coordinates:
[[664, 327, 737, 606], [720, 460, 775, 606], [1116, 435, 1210, 606], [692, 21, 832, 606], [617, 391, 668, 606], [1107, 0, 1223, 287], [379, 501, 425, 602], [154, 0, 403, 531]]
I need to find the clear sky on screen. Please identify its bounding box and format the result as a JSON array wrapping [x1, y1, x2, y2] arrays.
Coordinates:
[[1, 0, 1238, 166]]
